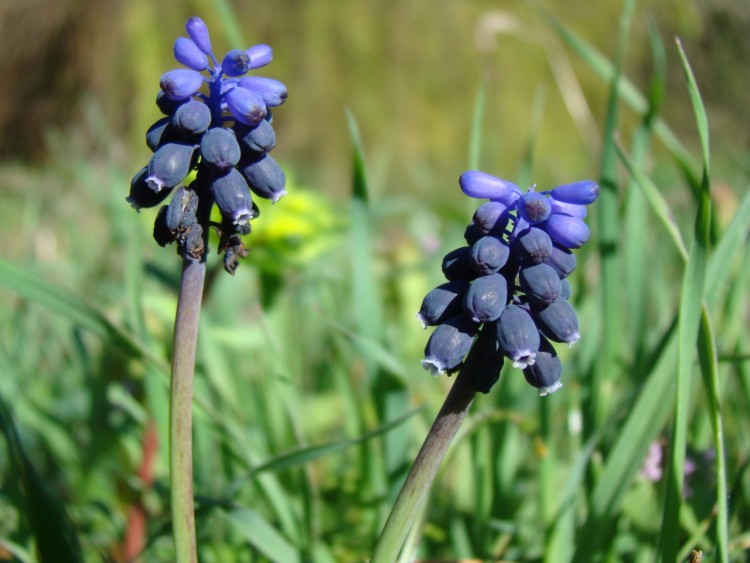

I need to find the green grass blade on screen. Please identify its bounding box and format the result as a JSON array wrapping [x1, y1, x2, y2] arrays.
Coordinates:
[[705, 189, 750, 305], [346, 109, 370, 203], [676, 39, 710, 174], [573, 320, 678, 561], [221, 507, 300, 563], [622, 17, 665, 354], [659, 40, 712, 563], [467, 78, 487, 170], [615, 142, 688, 260], [676, 36, 728, 563], [0, 258, 168, 373], [210, 0, 245, 48], [590, 0, 635, 436], [538, 9, 700, 189], [0, 397, 84, 563], [697, 312, 729, 563], [251, 408, 421, 474]]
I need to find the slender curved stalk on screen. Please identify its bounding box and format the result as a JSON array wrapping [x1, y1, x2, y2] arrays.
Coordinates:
[[170, 257, 206, 563], [371, 366, 477, 563]]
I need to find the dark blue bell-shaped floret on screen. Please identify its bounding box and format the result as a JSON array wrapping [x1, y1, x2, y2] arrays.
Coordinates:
[[550, 181, 599, 205], [560, 278, 572, 300], [238, 77, 288, 107], [153, 206, 176, 247], [235, 120, 276, 154], [417, 280, 470, 328], [421, 315, 478, 375], [225, 86, 267, 126], [544, 244, 577, 278], [210, 168, 254, 225], [473, 201, 509, 234], [174, 37, 208, 71], [532, 297, 580, 345], [546, 213, 590, 249], [200, 128, 241, 170], [173, 100, 211, 136], [464, 224, 483, 245], [463, 322, 505, 393], [127, 167, 173, 211], [185, 17, 212, 54], [246, 44, 273, 69], [523, 337, 563, 396], [239, 155, 287, 202], [550, 198, 587, 218], [520, 263, 562, 305], [146, 118, 181, 152], [518, 191, 552, 224], [463, 273, 508, 323], [516, 227, 553, 265], [442, 246, 475, 281], [221, 49, 252, 76], [160, 69, 204, 101], [496, 304, 541, 369], [469, 236, 510, 275], [156, 91, 188, 116], [146, 142, 195, 192], [459, 170, 522, 204], [165, 186, 199, 232]]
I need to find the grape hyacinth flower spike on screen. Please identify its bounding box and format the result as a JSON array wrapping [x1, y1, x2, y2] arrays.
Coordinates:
[[128, 16, 289, 275], [421, 172, 598, 395], [126, 17, 288, 563], [373, 172, 597, 562]]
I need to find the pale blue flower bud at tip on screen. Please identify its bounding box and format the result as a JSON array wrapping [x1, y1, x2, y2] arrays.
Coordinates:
[[238, 76, 288, 107], [545, 214, 590, 249], [459, 170, 522, 203], [247, 44, 273, 69], [174, 37, 208, 71], [160, 69, 204, 101], [550, 181, 599, 205], [224, 86, 267, 126], [186, 17, 212, 55]]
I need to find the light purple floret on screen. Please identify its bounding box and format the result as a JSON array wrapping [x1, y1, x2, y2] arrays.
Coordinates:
[[238, 77, 288, 107], [519, 191, 552, 224], [160, 69, 204, 100], [545, 213, 590, 249], [224, 86, 267, 126], [247, 44, 273, 69], [186, 17, 212, 55], [550, 181, 600, 205], [459, 170, 522, 204], [174, 37, 208, 71], [550, 199, 587, 218]]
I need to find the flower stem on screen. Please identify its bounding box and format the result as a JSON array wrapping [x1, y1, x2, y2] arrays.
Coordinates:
[[371, 365, 477, 562], [170, 257, 205, 563]]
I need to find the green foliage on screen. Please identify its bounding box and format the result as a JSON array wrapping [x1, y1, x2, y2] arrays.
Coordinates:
[[1, 2, 749, 561]]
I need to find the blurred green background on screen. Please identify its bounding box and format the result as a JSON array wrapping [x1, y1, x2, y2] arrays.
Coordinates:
[[1, 0, 749, 561]]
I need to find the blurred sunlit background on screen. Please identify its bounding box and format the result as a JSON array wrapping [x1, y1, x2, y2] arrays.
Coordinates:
[[1, 0, 748, 561]]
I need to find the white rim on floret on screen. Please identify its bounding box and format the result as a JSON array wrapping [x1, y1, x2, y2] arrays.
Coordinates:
[[420, 357, 445, 376], [538, 381, 563, 397], [511, 352, 536, 369]]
